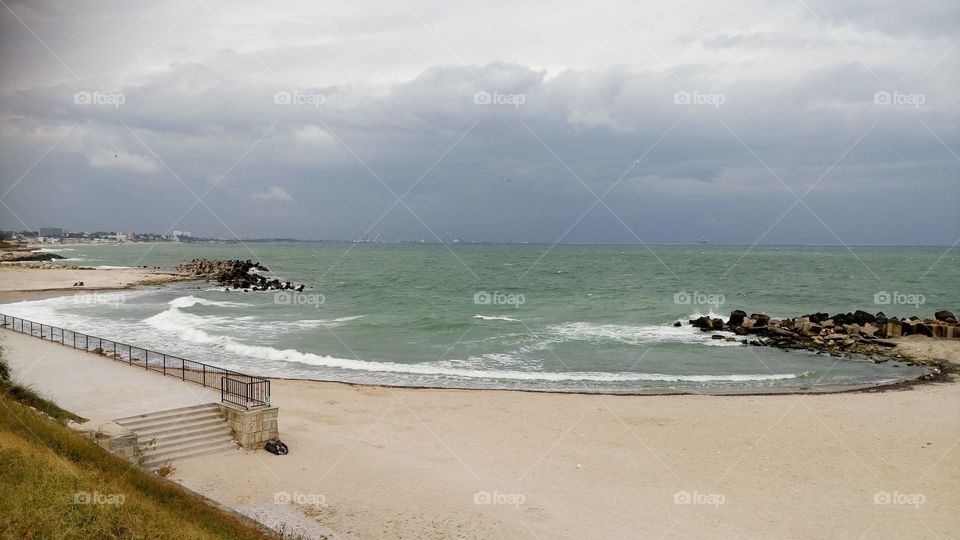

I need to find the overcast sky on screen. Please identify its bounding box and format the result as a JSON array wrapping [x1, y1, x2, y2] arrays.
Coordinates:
[[1, 0, 957, 244]]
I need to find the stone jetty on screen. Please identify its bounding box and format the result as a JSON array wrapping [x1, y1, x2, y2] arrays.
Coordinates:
[[0, 251, 65, 262], [687, 309, 959, 364], [175, 258, 305, 292]]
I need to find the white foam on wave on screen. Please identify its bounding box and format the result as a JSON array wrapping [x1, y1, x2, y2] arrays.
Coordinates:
[[140, 299, 796, 383], [32, 247, 75, 253], [94, 265, 134, 270], [685, 310, 730, 321], [167, 295, 251, 309], [474, 314, 520, 322], [146, 295, 360, 337], [548, 321, 741, 347]]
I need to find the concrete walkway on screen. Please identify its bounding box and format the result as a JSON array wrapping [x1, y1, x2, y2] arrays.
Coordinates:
[[1, 329, 219, 422]]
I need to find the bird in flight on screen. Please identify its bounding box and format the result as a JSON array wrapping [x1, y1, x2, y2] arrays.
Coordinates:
[[500, 175, 511, 183]]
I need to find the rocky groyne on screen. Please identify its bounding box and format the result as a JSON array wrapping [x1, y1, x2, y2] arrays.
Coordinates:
[[0, 251, 66, 263], [686, 309, 959, 365], [175, 258, 304, 291]]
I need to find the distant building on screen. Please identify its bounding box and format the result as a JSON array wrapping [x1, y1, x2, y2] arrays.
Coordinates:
[[39, 227, 66, 238]]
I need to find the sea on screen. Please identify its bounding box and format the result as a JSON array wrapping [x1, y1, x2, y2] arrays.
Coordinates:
[[2, 243, 957, 393]]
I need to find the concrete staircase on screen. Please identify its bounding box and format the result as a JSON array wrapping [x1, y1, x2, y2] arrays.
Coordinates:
[[114, 403, 238, 469]]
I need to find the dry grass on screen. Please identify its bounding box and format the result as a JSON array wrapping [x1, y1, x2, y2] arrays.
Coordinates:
[[155, 461, 176, 478], [0, 392, 270, 539]]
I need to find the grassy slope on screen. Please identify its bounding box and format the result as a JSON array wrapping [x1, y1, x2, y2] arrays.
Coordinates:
[[0, 392, 270, 539]]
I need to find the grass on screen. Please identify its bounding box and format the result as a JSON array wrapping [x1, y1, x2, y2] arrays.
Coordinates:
[[0, 390, 272, 539], [0, 381, 86, 424]]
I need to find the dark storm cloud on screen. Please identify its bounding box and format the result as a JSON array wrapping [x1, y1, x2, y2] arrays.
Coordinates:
[[1, 1, 957, 244]]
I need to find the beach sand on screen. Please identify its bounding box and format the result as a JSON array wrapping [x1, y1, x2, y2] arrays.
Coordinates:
[[1, 281, 957, 538], [167, 341, 954, 539], [0, 265, 182, 302]]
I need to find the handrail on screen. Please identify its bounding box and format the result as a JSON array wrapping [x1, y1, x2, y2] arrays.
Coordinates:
[[0, 312, 270, 410]]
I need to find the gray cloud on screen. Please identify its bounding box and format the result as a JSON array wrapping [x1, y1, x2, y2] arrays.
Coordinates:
[[1, 1, 957, 245]]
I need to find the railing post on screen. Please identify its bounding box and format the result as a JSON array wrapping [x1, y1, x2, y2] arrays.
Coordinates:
[[182, 358, 186, 381], [162, 354, 166, 375]]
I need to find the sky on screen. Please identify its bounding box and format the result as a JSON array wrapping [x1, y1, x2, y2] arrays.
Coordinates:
[[0, 0, 957, 245]]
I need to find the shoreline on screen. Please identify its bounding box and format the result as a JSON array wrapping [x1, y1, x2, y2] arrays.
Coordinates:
[[0, 268, 953, 398], [0, 265, 186, 304]]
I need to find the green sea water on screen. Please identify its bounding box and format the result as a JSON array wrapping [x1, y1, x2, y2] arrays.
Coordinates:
[[3, 243, 957, 392]]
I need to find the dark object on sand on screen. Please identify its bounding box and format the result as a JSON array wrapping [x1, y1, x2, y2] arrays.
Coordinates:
[[265, 440, 288, 455]]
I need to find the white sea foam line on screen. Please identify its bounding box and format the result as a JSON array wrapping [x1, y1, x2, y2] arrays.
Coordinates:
[[547, 321, 742, 347], [139, 302, 803, 383], [167, 295, 251, 309], [474, 314, 521, 322]]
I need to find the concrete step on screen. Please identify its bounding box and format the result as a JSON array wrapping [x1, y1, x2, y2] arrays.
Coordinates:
[[133, 416, 225, 438], [115, 402, 238, 469], [114, 408, 220, 429], [136, 424, 228, 447], [142, 440, 239, 469], [138, 429, 233, 452], [141, 433, 235, 460], [115, 403, 219, 425]]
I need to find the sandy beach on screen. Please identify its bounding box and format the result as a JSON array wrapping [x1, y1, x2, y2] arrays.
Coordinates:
[[1, 280, 957, 538], [0, 265, 182, 303]]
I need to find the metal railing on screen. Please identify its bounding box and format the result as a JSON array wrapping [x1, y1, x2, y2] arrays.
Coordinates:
[[1, 313, 270, 410]]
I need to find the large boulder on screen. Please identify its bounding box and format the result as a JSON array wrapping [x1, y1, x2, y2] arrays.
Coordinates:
[[935, 310, 957, 324], [852, 310, 876, 325], [750, 313, 771, 328], [690, 316, 712, 330], [808, 312, 830, 324], [727, 310, 747, 327], [796, 321, 823, 336]]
